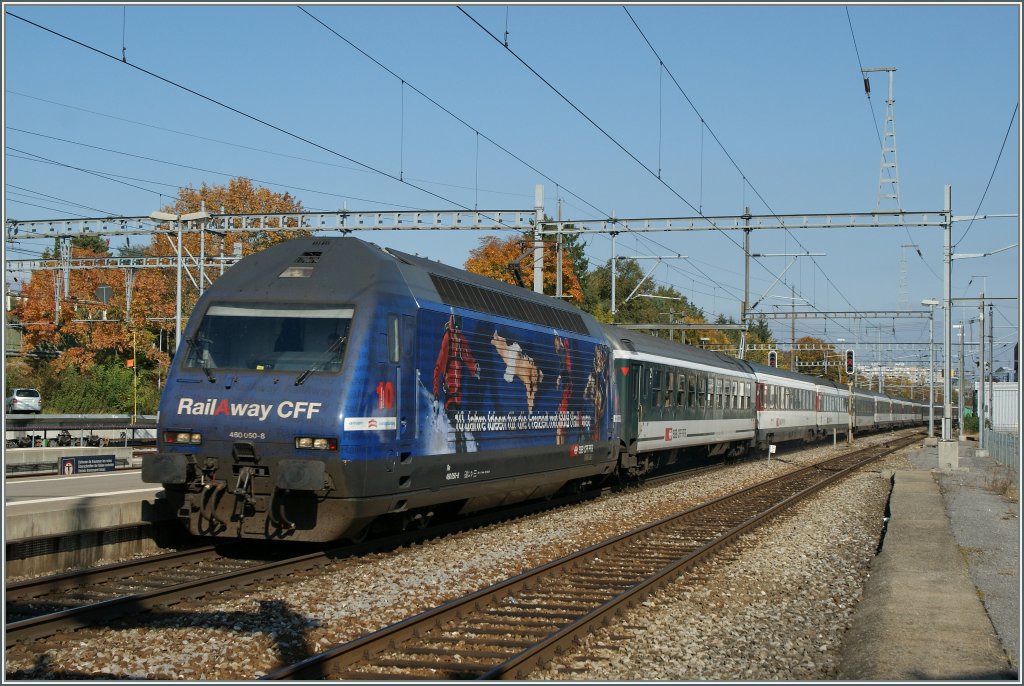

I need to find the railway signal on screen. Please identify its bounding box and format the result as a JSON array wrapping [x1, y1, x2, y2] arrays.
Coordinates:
[[845, 349, 855, 375], [768, 350, 777, 368]]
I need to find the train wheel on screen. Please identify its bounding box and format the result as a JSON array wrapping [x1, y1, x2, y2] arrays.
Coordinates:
[[346, 522, 372, 544]]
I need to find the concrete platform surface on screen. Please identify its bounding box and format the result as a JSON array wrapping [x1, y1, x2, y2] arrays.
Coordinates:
[[838, 442, 1019, 680]]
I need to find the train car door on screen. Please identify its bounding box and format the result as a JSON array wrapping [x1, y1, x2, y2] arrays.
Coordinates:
[[621, 362, 643, 450]]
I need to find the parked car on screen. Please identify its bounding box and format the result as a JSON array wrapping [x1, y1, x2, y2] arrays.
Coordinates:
[[5, 388, 42, 414]]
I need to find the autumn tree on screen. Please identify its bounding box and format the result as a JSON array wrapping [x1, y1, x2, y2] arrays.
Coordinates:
[[144, 178, 308, 348], [464, 233, 585, 303], [9, 178, 308, 413]]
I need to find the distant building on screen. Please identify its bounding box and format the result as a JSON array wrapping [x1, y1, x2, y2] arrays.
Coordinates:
[[976, 381, 1020, 433]]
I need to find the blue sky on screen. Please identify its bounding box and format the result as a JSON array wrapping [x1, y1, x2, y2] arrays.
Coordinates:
[[3, 3, 1020, 372]]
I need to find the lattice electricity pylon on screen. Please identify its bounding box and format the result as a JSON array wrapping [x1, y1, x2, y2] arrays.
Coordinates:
[[863, 67, 902, 211]]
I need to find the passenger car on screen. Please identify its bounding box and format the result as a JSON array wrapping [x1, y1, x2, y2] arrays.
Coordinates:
[[5, 388, 42, 414]]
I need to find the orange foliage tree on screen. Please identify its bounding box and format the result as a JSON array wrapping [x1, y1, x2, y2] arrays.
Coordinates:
[[145, 178, 308, 344], [9, 179, 308, 410], [464, 234, 584, 303]]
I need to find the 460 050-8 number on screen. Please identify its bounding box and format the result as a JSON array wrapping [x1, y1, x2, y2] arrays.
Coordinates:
[[228, 431, 266, 440]]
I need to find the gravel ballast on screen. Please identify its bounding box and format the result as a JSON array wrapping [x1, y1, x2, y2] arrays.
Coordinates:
[[5, 432, 914, 680]]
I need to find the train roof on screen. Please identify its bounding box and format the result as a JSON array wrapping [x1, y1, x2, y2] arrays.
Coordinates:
[[385, 246, 603, 337], [598, 323, 753, 376], [201, 237, 408, 301], [746, 360, 842, 389], [203, 237, 605, 337]]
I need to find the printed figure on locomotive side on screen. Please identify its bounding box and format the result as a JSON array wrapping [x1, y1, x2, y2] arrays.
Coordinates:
[[416, 307, 614, 462]]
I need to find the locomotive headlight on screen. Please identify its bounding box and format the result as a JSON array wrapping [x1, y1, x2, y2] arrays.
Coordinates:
[[164, 431, 202, 445], [295, 436, 337, 450]]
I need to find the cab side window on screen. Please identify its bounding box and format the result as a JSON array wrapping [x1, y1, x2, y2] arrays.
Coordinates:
[[387, 314, 400, 363]]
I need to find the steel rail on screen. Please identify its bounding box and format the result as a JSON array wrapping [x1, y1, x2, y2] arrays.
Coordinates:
[[4, 545, 335, 647], [264, 432, 920, 680], [3, 461, 682, 648], [5, 545, 220, 604]]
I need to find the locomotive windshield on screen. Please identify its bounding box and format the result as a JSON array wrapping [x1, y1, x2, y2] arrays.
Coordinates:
[[185, 303, 353, 372]]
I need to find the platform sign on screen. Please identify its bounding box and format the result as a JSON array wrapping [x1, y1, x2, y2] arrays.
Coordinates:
[[59, 455, 116, 474]]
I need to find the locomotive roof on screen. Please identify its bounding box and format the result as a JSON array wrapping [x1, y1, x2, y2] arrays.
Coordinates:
[[385, 246, 604, 337], [205, 238, 601, 339], [598, 323, 753, 375], [203, 237, 409, 301]]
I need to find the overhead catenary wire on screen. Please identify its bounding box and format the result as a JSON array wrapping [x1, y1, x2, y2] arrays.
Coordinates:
[[4, 11, 527, 235], [619, 7, 863, 341], [300, 6, 742, 303], [5, 90, 534, 200], [6, 9, 817, 326], [296, 7, 606, 223], [7, 128, 430, 211], [458, 6, 818, 317], [954, 101, 1019, 247]]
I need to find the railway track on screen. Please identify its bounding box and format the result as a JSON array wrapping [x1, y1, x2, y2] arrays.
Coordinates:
[[4, 465, 674, 649], [3, 544, 327, 648], [265, 432, 921, 680]]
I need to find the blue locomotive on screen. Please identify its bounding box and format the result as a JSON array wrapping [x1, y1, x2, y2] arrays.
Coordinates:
[[143, 238, 617, 541], [143, 237, 926, 542]]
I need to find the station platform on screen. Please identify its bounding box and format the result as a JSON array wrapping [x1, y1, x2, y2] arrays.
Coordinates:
[[838, 441, 1019, 679], [4, 470, 176, 577]]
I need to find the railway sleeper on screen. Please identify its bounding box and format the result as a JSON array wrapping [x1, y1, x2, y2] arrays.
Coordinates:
[[493, 606, 598, 618], [334, 670, 436, 681], [446, 626, 552, 639], [370, 657, 497, 673], [403, 646, 520, 660], [510, 594, 607, 607], [553, 580, 633, 593], [487, 607, 583, 621], [463, 617, 563, 631], [426, 636, 536, 649], [562, 574, 639, 586]]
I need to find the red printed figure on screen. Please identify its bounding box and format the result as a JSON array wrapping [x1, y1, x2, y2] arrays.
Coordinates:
[[433, 314, 479, 451], [555, 336, 574, 445]]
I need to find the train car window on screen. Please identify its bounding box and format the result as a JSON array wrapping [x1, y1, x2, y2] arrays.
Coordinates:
[[676, 371, 685, 406], [698, 375, 707, 408], [652, 369, 662, 407], [189, 303, 353, 372], [688, 373, 697, 408], [387, 314, 400, 363], [665, 372, 674, 407], [715, 377, 723, 409]]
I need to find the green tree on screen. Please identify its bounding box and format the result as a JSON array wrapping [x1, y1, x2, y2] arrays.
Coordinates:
[[581, 259, 729, 349]]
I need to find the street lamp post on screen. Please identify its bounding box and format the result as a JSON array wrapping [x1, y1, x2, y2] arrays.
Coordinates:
[[922, 299, 939, 438]]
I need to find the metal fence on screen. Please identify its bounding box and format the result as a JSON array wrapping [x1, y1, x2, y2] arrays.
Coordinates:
[[987, 430, 1021, 473]]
